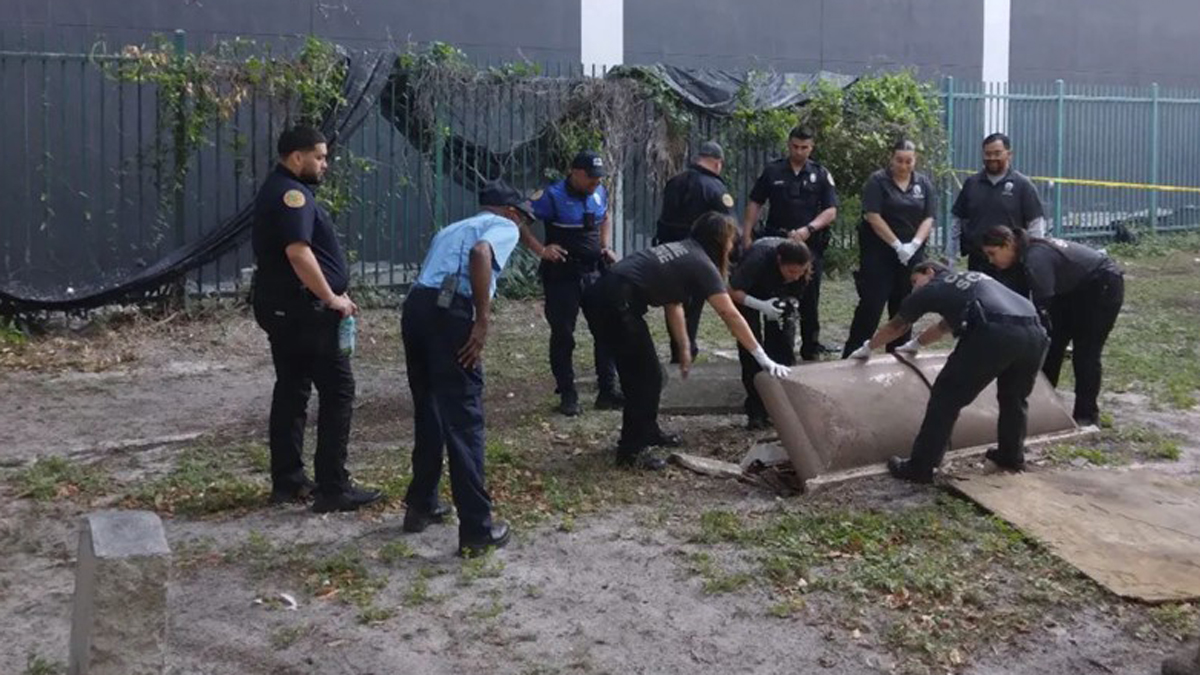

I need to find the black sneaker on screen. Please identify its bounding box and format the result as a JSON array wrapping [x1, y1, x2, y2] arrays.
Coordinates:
[[615, 449, 668, 471], [458, 522, 511, 557], [887, 456, 934, 484], [311, 485, 384, 514], [594, 389, 625, 410], [984, 447, 1026, 472], [270, 477, 317, 504], [557, 390, 581, 417], [1073, 415, 1099, 428], [402, 503, 453, 533]]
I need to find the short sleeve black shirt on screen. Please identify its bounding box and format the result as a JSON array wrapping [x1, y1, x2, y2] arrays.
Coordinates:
[[251, 165, 349, 301], [656, 164, 733, 242], [1019, 238, 1114, 304], [729, 237, 805, 299], [861, 169, 937, 242], [748, 159, 838, 236], [951, 169, 1044, 252], [899, 271, 1037, 331], [611, 239, 726, 307]]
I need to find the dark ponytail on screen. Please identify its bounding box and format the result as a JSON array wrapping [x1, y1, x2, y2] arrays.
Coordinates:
[[981, 224, 1028, 252], [689, 212, 738, 278]]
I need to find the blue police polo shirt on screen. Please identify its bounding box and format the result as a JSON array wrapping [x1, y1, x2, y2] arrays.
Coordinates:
[[414, 212, 520, 299], [530, 180, 608, 261]]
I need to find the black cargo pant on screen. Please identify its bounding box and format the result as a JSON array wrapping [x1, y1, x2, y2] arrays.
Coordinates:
[[736, 304, 795, 422], [542, 262, 618, 397], [254, 298, 353, 496], [655, 227, 702, 364], [908, 318, 1049, 472], [1042, 265, 1124, 423], [797, 248, 825, 360], [843, 236, 923, 357], [583, 275, 664, 455]]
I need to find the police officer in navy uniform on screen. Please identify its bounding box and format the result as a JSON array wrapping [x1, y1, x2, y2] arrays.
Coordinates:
[[519, 151, 621, 417], [251, 126, 381, 513], [981, 225, 1124, 426], [584, 213, 792, 470], [655, 140, 734, 363], [843, 140, 937, 357], [729, 238, 812, 429], [949, 133, 1046, 273], [850, 261, 1050, 482], [743, 126, 839, 360], [400, 180, 529, 556]]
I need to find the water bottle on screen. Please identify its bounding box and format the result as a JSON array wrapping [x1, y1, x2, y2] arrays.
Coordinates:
[[338, 315, 357, 357]]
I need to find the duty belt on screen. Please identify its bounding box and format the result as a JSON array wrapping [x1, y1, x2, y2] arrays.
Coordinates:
[[981, 311, 1041, 327]]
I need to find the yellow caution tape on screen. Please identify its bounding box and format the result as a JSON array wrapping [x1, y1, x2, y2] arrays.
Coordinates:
[[952, 169, 1200, 194]]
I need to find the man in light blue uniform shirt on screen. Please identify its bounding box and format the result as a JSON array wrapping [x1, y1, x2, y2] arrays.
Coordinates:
[[400, 180, 528, 556], [519, 150, 621, 417]]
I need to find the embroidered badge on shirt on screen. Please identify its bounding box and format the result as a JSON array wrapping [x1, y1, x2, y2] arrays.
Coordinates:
[[721, 193, 734, 208], [283, 189, 306, 208]]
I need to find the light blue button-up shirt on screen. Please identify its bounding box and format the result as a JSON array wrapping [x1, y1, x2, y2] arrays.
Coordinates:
[[414, 212, 521, 299]]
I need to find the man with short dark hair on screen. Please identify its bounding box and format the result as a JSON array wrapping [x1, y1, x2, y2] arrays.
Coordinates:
[[251, 125, 381, 513], [949, 133, 1046, 272], [400, 180, 530, 555], [655, 140, 734, 362], [518, 150, 621, 417], [729, 238, 812, 429], [743, 126, 839, 360]]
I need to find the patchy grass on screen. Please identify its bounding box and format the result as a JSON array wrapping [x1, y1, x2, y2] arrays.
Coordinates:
[[689, 497, 1096, 673], [459, 551, 506, 586], [402, 569, 441, 607], [0, 318, 28, 346], [122, 444, 268, 517], [22, 654, 61, 675], [684, 551, 754, 595], [269, 623, 309, 650], [1042, 423, 1185, 467], [377, 541, 417, 566], [305, 550, 386, 608], [1101, 243, 1200, 409], [9, 456, 110, 501], [1145, 603, 1200, 642]]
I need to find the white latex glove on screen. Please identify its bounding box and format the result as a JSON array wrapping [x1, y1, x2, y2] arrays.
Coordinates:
[[891, 239, 913, 265], [751, 346, 791, 378], [744, 295, 784, 322], [848, 340, 872, 360], [894, 338, 920, 355]]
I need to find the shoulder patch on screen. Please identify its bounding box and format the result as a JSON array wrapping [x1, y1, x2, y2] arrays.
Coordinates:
[[530, 189, 544, 201], [721, 193, 734, 208], [283, 189, 306, 209]]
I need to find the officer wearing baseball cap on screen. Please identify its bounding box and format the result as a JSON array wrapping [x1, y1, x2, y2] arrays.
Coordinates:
[[400, 179, 530, 555], [655, 140, 734, 363], [517, 150, 622, 417]]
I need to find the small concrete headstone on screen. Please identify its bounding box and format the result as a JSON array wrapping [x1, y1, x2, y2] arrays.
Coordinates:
[[68, 510, 170, 675]]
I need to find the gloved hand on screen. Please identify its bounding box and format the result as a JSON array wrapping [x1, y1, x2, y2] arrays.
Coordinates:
[[848, 340, 872, 360], [891, 239, 913, 266], [894, 338, 920, 355], [744, 296, 784, 322], [751, 346, 791, 378]]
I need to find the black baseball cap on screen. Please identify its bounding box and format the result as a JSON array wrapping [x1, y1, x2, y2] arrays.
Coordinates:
[[479, 180, 534, 221], [697, 140, 724, 160], [570, 150, 608, 178]]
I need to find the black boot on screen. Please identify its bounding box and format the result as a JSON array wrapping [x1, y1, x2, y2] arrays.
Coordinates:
[[311, 484, 383, 513], [615, 448, 668, 471], [887, 456, 934, 484], [557, 390, 581, 417], [458, 522, 512, 557], [594, 388, 625, 410], [270, 476, 317, 504], [402, 503, 453, 533], [985, 447, 1026, 472]]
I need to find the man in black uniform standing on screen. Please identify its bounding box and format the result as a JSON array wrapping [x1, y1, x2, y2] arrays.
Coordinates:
[[743, 126, 839, 360], [849, 261, 1049, 482], [655, 140, 734, 363], [251, 126, 381, 513], [949, 133, 1046, 272], [729, 238, 811, 429]]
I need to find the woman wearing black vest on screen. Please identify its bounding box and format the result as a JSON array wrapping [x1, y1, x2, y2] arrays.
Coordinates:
[[981, 225, 1124, 426]]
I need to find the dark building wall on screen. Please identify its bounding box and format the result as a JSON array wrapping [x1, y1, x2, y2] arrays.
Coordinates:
[[1, 0, 581, 63], [623, 0, 985, 79], [1011, 0, 1200, 88]]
